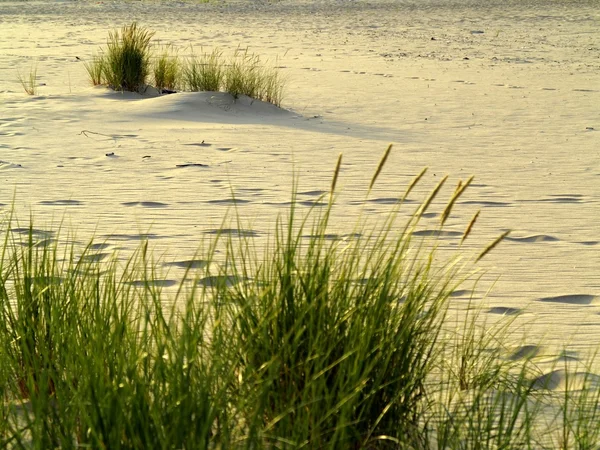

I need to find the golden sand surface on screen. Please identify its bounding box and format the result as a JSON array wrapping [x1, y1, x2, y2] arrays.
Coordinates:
[[1, 0, 599, 362]]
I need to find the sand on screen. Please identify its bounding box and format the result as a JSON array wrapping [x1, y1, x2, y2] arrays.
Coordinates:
[[1, 0, 599, 364]]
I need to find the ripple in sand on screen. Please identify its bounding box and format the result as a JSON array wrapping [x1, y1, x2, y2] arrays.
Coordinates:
[[505, 235, 559, 243], [488, 306, 522, 316], [538, 294, 597, 305], [204, 228, 260, 237], [122, 201, 169, 208], [39, 199, 82, 206], [164, 259, 208, 269], [507, 345, 540, 361]]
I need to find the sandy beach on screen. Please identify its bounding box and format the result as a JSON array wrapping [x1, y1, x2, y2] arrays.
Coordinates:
[[1, 0, 599, 362]]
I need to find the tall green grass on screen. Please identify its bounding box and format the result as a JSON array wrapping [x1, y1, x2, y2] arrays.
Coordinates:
[[2, 148, 599, 447], [85, 22, 153, 92], [153, 45, 181, 92], [184, 48, 224, 92], [222, 48, 285, 105]]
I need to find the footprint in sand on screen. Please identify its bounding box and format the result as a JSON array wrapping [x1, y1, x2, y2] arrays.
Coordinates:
[[125, 279, 178, 288], [197, 275, 246, 287], [298, 190, 328, 197], [366, 197, 416, 205], [204, 228, 260, 237], [11, 227, 55, 238], [102, 233, 161, 241], [122, 201, 169, 208], [449, 289, 473, 298], [505, 234, 559, 243], [411, 230, 463, 238], [207, 198, 251, 205], [79, 252, 110, 263], [0, 160, 23, 169], [164, 259, 209, 269], [532, 369, 600, 391], [184, 141, 212, 147], [488, 306, 522, 316], [538, 294, 597, 305], [507, 345, 540, 361], [298, 200, 328, 207], [460, 200, 512, 207], [39, 199, 82, 206]]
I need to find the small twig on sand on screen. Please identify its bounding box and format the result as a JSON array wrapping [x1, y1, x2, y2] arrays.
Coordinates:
[[80, 130, 113, 138]]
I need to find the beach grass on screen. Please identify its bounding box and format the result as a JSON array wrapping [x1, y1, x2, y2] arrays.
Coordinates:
[[85, 24, 286, 105], [184, 48, 224, 92], [223, 48, 285, 106], [2, 148, 600, 448], [86, 22, 153, 92], [84, 54, 105, 86], [17, 65, 38, 95], [153, 45, 181, 92]]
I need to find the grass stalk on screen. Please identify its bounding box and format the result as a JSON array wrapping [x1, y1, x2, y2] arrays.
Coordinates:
[[17, 65, 38, 95]]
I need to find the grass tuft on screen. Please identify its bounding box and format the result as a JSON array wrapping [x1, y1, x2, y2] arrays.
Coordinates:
[[153, 44, 181, 92], [102, 22, 154, 92], [17, 65, 38, 95], [84, 54, 106, 86], [184, 48, 224, 92]]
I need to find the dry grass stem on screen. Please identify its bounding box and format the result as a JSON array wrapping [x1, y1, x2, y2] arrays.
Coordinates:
[[369, 143, 393, 191], [461, 209, 480, 244], [477, 230, 511, 261]]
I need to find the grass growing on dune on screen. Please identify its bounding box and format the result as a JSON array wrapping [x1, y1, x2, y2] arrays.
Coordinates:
[[85, 23, 286, 105], [104, 22, 154, 92], [84, 54, 105, 86], [17, 65, 38, 95], [222, 48, 285, 106], [4, 147, 600, 447], [84, 22, 154, 92], [184, 48, 224, 92], [153, 44, 181, 92]]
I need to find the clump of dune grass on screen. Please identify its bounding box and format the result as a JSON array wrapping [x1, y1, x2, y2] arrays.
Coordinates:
[[85, 24, 286, 105], [153, 44, 181, 92], [99, 22, 154, 92], [17, 65, 38, 95], [84, 53, 106, 86], [184, 48, 224, 92], [221, 48, 285, 105]]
